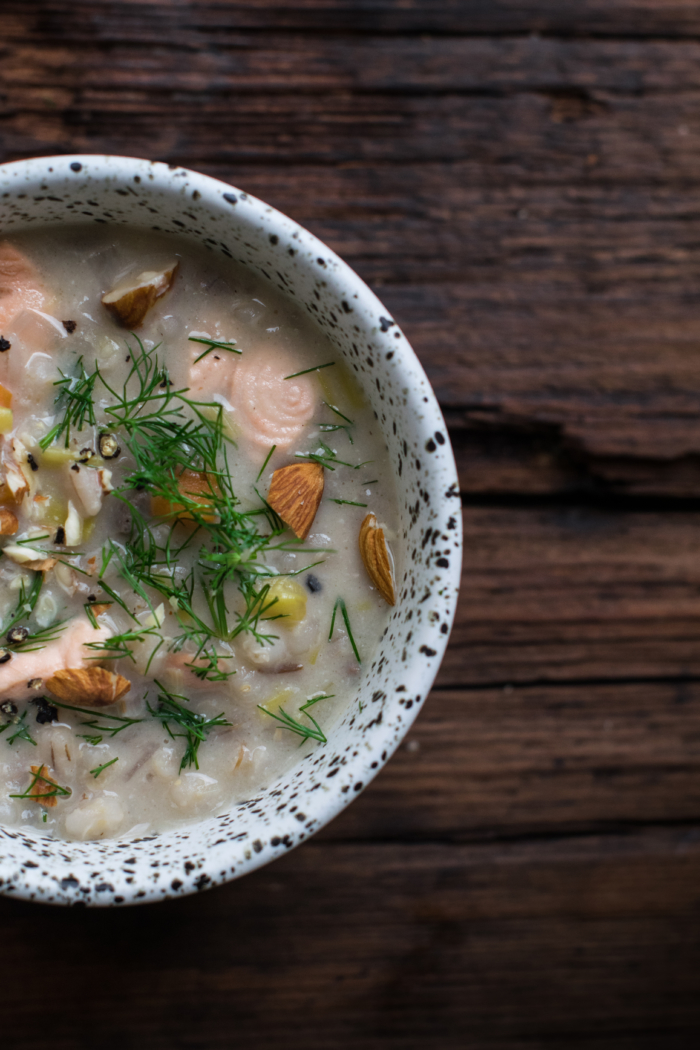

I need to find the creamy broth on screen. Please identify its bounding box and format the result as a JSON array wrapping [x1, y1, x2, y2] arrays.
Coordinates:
[[0, 227, 398, 841]]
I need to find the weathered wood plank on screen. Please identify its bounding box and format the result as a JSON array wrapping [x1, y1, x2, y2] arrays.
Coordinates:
[[443, 506, 700, 685], [2, 829, 700, 1049], [326, 679, 700, 840], [5, 1, 700, 39], [8, 33, 700, 93]]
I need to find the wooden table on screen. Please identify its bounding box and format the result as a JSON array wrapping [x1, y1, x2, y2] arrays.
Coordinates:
[[3, 3, 700, 1046]]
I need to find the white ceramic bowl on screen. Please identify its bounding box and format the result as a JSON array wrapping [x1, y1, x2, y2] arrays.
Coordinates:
[[0, 155, 461, 905]]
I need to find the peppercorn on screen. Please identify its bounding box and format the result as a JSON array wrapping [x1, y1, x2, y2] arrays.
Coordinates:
[[98, 433, 121, 459], [7, 626, 29, 645]]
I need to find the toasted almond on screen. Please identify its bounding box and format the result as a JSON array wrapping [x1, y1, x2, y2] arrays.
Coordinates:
[[89, 603, 112, 617], [23, 557, 58, 573], [45, 666, 131, 707], [0, 508, 18, 535], [359, 513, 395, 605], [267, 462, 324, 539], [28, 764, 62, 808], [102, 263, 178, 328], [151, 468, 220, 523]]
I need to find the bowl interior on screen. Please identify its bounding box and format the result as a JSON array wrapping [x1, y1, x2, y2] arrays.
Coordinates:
[[0, 156, 461, 905]]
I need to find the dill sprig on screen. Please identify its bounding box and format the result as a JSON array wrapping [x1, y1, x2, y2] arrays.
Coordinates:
[[90, 756, 119, 779], [295, 441, 371, 472], [9, 620, 69, 653], [257, 703, 327, 745], [40, 357, 98, 449], [329, 597, 361, 663], [2, 574, 43, 635], [256, 444, 277, 482], [188, 335, 241, 363], [0, 711, 37, 747], [49, 700, 143, 739], [284, 362, 335, 380], [10, 765, 71, 801], [147, 681, 232, 772], [328, 498, 368, 507]]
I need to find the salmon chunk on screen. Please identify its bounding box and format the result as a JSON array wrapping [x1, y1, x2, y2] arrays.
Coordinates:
[[0, 618, 110, 700], [0, 242, 46, 331]]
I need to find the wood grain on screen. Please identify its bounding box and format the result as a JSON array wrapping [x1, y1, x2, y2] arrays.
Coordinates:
[[2, 828, 700, 1049], [3, 3, 700, 1047]]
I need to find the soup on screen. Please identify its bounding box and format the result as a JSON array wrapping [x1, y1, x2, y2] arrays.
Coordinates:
[[0, 227, 398, 841]]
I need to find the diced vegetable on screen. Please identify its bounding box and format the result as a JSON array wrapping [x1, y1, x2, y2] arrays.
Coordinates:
[[264, 578, 308, 624], [0, 407, 13, 434]]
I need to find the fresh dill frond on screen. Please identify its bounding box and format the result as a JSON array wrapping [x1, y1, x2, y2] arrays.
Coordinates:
[[295, 441, 371, 472], [256, 444, 277, 482], [283, 362, 335, 380], [2, 574, 43, 635], [257, 704, 327, 745], [147, 681, 232, 772], [188, 336, 241, 363], [39, 357, 99, 449], [90, 756, 119, 779], [10, 620, 69, 653], [9, 765, 71, 801], [329, 597, 361, 663], [328, 499, 368, 507], [49, 700, 143, 738], [299, 693, 335, 712], [0, 711, 37, 747], [78, 734, 103, 745]]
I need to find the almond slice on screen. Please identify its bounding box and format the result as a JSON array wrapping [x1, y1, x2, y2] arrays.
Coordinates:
[[359, 513, 395, 605], [0, 508, 18, 535], [45, 666, 131, 707], [102, 262, 178, 328], [28, 764, 62, 808], [267, 462, 324, 539], [88, 603, 112, 618]]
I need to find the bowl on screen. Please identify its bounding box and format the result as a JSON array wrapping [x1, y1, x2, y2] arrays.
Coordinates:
[[0, 155, 462, 905]]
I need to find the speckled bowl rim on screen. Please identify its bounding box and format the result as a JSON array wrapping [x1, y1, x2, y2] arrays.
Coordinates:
[[0, 155, 461, 906]]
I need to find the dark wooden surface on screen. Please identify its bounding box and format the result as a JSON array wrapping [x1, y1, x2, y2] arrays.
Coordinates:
[[3, 3, 700, 1047]]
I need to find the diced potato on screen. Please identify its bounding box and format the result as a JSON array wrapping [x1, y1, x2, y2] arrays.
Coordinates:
[[259, 687, 296, 713], [0, 383, 12, 409], [41, 445, 78, 466], [0, 407, 13, 434], [264, 578, 307, 624]]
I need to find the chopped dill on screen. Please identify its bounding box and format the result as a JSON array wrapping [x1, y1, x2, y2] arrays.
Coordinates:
[[0, 711, 37, 747], [40, 356, 98, 449], [328, 498, 368, 507], [2, 574, 43, 635], [256, 444, 277, 482], [9, 620, 69, 653], [90, 756, 119, 779], [49, 700, 143, 738], [147, 681, 232, 772], [10, 765, 71, 801], [284, 362, 335, 380], [257, 703, 327, 745], [329, 597, 361, 663], [300, 693, 335, 712], [188, 335, 241, 364], [295, 441, 371, 472]]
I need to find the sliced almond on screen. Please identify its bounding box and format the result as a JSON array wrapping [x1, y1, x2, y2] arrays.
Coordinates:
[[359, 513, 395, 605], [23, 557, 57, 573], [45, 666, 131, 707], [88, 603, 112, 617], [267, 462, 324, 539], [0, 508, 18, 535], [151, 468, 219, 523], [102, 262, 179, 328], [28, 764, 63, 809]]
